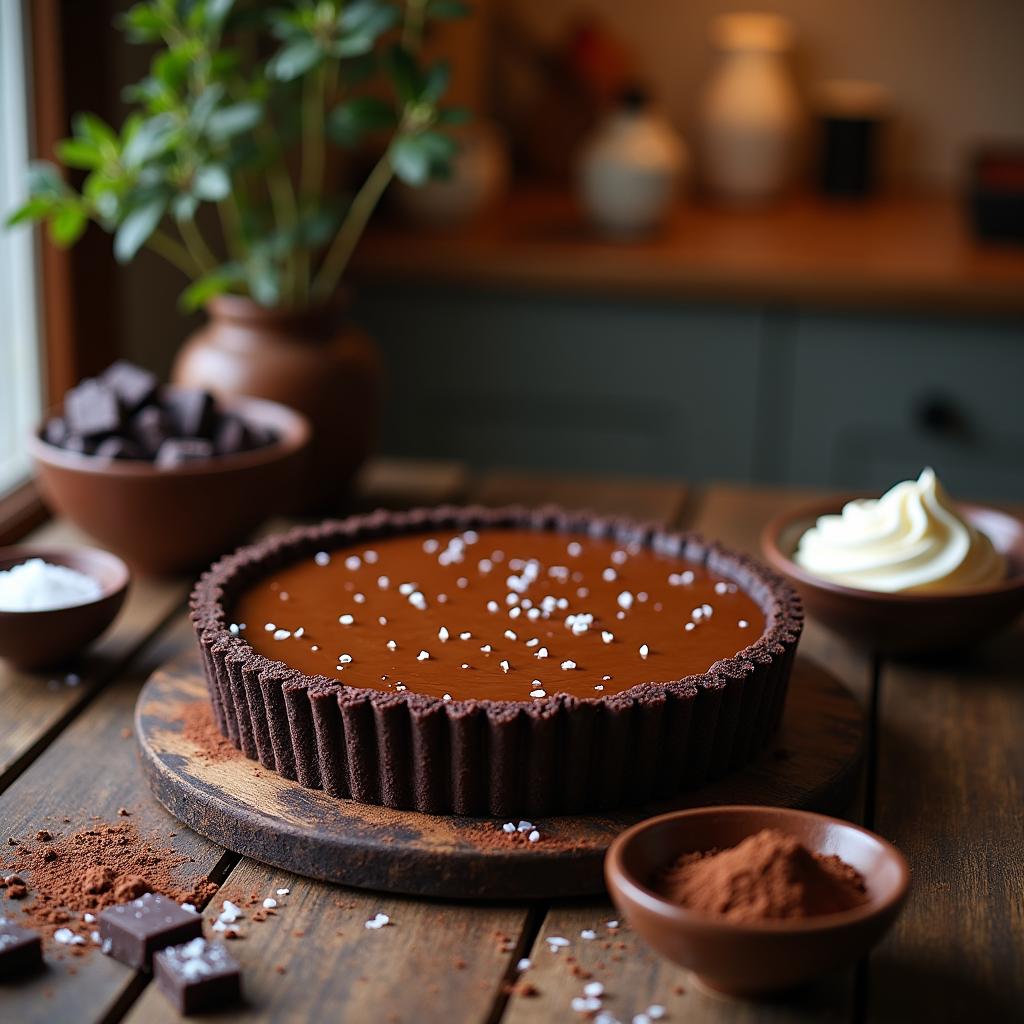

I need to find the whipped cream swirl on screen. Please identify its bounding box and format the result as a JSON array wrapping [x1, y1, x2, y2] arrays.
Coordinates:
[[794, 468, 1005, 593]]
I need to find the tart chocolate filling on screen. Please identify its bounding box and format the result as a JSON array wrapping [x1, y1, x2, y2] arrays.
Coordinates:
[[190, 506, 803, 817]]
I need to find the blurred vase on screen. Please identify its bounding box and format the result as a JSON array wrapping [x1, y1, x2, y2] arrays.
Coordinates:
[[699, 13, 801, 202], [578, 88, 687, 236], [172, 294, 381, 513], [392, 120, 509, 229]]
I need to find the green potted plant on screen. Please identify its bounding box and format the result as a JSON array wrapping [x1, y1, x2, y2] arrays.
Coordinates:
[[7, 0, 470, 509]]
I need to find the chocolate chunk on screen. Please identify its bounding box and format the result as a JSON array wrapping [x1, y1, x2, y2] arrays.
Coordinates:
[[95, 437, 145, 461], [213, 413, 251, 456], [130, 405, 173, 457], [0, 920, 43, 978], [155, 438, 216, 468], [101, 360, 157, 412], [166, 388, 216, 439], [43, 417, 68, 446], [98, 893, 203, 970], [64, 379, 122, 438], [154, 938, 241, 1015]]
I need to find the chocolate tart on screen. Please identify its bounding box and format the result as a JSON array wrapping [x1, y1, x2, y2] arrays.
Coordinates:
[[190, 507, 802, 817]]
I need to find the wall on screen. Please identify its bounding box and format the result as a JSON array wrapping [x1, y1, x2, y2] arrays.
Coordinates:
[[499, 0, 1024, 190]]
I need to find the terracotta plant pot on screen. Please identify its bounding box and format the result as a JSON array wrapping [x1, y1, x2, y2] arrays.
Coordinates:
[[172, 294, 381, 513]]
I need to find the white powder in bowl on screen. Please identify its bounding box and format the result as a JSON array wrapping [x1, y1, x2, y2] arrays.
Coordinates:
[[0, 558, 104, 611]]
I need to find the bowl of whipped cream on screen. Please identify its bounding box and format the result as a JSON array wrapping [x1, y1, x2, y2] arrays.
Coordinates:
[[761, 468, 1024, 654]]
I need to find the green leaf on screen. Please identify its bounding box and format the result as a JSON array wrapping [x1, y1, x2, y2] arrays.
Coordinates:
[[437, 106, 471, 125], [245, 257, 281, 306], [206, 101, 263, 141], [192, 164, 231, 201], [122, 114, 177, 168], [27, 161, 66, 197], [385, 45, 423, 105], [389, 135, 430, 186], [114, 194, 167, 262], [418, 130, 458, 164], [335, 1, 399, 56], [422, 60, 450, 104], [327, 96, 396, 146], [172, 192, 200, 220], [119, 3, 168, 43], [427, 0, 470, 18], [5, 195, 57, 227], [56, 138, 103, 170], [49, 205, 88, 246], [180, 266, 241, 311], [268, 37, 322, 81], [72, 113, 119, 153]]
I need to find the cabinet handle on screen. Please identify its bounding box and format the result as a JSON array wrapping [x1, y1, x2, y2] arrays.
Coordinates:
[[915, 395, 973, 441]]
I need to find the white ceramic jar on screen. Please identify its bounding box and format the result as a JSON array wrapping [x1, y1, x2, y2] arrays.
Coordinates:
[[698, 13, 801, 202], [578, 92, 687, 236]]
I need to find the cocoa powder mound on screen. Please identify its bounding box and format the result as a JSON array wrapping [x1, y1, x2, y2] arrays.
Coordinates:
[[657, 828, 869, 922], [2, 822, 217, 943], [180, 701, 237, 764]]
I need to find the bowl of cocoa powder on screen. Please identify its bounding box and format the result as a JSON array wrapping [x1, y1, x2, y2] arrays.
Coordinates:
[[605, 805, 909, 998]]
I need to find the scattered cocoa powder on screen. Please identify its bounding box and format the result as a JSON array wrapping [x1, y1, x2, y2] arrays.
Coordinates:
[[657, 828, 869, 923], [2, 822, 218, 943], [179, 702, 237, 764]]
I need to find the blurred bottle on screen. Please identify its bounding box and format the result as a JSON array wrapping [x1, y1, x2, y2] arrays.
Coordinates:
[[578, 86, 687, 236], [815, 80, 889, 198], [699, 13, 801, 202]]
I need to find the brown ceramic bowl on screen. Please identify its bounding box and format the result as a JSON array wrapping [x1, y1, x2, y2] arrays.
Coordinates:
[[0, 546, 130, 670], [605, 805, 909, 998], [761, 497, 1024, 655], [29, 396, 311, 576]]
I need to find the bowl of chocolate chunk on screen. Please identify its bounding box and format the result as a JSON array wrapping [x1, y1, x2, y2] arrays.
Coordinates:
[[29, 361, 311, 574], [0, 545, 129, 668], [605, 805, 909, 997]]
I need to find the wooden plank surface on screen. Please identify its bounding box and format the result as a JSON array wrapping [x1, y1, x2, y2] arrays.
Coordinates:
[[0, 618, 229, 1024], [0, 520, 189, 792], [868, 623, 1024, 1023], [125, 860, 531, 1024], [475, 470, 687, 525]]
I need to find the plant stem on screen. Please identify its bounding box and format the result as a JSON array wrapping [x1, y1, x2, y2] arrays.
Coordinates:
[[146, 229, 202, 278], [296, 63, 328, 304], [217, 193, 245, 263], [178, 216, 218, 274], [311, 148, 394, 302], [402, 0, 427, 50]]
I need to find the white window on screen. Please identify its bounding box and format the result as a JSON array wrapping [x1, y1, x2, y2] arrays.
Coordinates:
[[0, 0, 45, 495]]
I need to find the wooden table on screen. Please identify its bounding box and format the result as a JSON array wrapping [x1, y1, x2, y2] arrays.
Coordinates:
[[2, 463, 1021, 1023]]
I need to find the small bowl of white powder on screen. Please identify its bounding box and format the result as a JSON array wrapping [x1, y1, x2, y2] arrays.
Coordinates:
[[0, 546, 130, 669]]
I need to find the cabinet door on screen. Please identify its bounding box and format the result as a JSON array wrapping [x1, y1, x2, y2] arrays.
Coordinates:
[[356, 286, 765, 482], [785, 313, 1024, 501]]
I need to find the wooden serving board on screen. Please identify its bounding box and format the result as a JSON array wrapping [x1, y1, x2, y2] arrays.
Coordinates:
[[135, 652, 863, 900]]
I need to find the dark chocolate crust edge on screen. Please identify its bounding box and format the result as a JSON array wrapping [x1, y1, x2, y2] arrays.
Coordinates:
[[189, 505, 803, 817]]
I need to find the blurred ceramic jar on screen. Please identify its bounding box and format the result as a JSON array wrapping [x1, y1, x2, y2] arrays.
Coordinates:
[[578, 88, 687, 236], [699, 13, 801, 202], [391, 119, 509, 229]]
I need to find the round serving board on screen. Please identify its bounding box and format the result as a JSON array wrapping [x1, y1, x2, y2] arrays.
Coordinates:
[[136, 653, 863, 900]]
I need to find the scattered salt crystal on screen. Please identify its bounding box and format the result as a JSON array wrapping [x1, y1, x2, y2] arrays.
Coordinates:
[[606, 920, 619, 928], [91, 930, 101, 944], [457, 578, 468, 589], [517, 821, 534, 832], [739, 619, 749, 628], [502, 822, 516, 834], [417, 650, 430, 661], [601, 631, 614, 644], [612, 550, 627, 565], [526, 638, 539, 647], [602, 568, 617, 582], [633, 1015, 652, 1024], [517, 958, 532, 972], [353, 593, 365, 604], [220, 901, 243, 923], [409, 591, 427, 610], [364, 912, 391, 930], [314, 551, 330, 566], [378, 575, 390, 589], [438, 626, 450, 642], [339, 614, 354, 625], [378, 616, 387, 626], [344, 555, 360, 571], [478, 559, 493, 573], [480, 644, 492, 653], [262, 897, 277, 909], [534, 647, 548, 659], [54, 927, 84, 945], [423, 539, 439, 554], [276, 888, 290, 896], [273, 629, 290, 641], [293, 627, 304, 638], [647, 1006, 666, 1020], [594, 684, 604, 691], [386, 640, 397, 651], [499, 660, 511, 673], [339, 654, 352, 664], [715, 581, 729, 594], [459, 631, 471, 640], [0, 558, 103, 612], [399, 582, 415, 595], [83, 913, 96, 923], [584, 981, 605, 997], [264, 623, 276, 632], [179, 904, 197, 915], [685, 622, 695, 632], [504, 629, 517, 641], [442, 693, 452, 701], [530, 689, 546, 698], [639, 644, 650, 659], [364, 550, 378, 563], [561, 660, 577, 670], [617, 591, 634, 610], [528, 830, 540, 843], [547, 936, 570, 948], [487, 601, 499, 613], [580, 929, 596, 940]]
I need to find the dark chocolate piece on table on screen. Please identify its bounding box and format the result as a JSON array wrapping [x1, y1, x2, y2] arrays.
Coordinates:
[[95, 437, 145, 461], [0, 919, 43, 978], [43, 416, 68, 447], [64, 379, 123, 438], [98, 893, 203, 970], [101, 360, 158, 412], [166, 388, 217, 439], [154, 938, 241, 1015], [155, 438, 216, 468]]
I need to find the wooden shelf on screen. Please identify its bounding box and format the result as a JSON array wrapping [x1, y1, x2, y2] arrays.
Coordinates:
[[352, 189, 1024, 316]]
